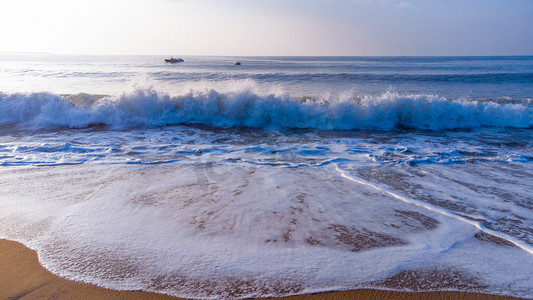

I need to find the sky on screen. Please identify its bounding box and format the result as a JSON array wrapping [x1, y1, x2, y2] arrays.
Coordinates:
[[1, 0, 532, 56]]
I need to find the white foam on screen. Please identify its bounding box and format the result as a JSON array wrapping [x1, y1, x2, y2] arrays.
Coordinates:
[[335, 165, 533, 255], [0, 162, 532, 298], [0, 88, 531, 130]]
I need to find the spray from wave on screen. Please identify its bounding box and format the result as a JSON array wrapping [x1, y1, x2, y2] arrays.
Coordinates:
[[0, 88, 531, 131]]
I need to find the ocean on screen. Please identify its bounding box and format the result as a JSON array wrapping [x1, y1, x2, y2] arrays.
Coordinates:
[[0, 54, 532, 298]]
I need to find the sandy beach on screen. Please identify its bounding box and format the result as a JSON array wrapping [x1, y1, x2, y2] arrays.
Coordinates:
[[0, 239, 524, 300]]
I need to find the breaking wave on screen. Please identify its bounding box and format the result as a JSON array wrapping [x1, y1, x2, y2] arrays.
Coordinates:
[[0, 88, 532, 131]]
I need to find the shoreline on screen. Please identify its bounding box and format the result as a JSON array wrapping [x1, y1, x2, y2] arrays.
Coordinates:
[[0, 239, 524, 300]]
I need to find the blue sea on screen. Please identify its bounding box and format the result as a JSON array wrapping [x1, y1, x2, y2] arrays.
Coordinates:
[[0, 55, 532, 298]]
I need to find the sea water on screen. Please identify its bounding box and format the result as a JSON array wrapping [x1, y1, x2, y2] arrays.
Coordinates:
[[0, 55, 532, 298]]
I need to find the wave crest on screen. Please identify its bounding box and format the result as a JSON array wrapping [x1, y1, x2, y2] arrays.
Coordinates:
[[0, 88, 532, 131]]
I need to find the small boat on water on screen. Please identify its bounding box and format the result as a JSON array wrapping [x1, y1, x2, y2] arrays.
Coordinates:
[[165, 57, 184, 63], [234, 61, 241, 65]]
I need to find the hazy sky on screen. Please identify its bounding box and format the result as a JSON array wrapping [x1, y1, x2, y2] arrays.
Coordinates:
[[1, 0, 532, 56]]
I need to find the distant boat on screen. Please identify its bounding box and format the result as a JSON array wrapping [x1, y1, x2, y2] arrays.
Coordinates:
[[234, 61, 241, 65], [165, 57, 184, 63]]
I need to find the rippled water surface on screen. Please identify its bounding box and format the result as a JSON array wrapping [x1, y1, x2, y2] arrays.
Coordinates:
[[0, 55, 532, 298]]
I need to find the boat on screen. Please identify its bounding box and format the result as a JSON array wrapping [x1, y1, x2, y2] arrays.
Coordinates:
[[234, 61, 241, 65], [165, 57, 184, 63]]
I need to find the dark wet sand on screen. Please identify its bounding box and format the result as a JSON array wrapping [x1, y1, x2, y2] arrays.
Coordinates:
[[0, 239, 524, 300]]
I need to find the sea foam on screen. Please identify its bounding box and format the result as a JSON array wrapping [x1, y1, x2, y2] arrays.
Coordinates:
[[0, 88, 531, 131], [1, 163, 532, 298]]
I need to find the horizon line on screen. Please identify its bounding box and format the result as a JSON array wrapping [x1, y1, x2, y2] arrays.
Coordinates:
[[2, 52, 533, 57]]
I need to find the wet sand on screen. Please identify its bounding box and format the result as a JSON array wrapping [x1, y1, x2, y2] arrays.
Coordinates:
[[0, 239, 523, 300]]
